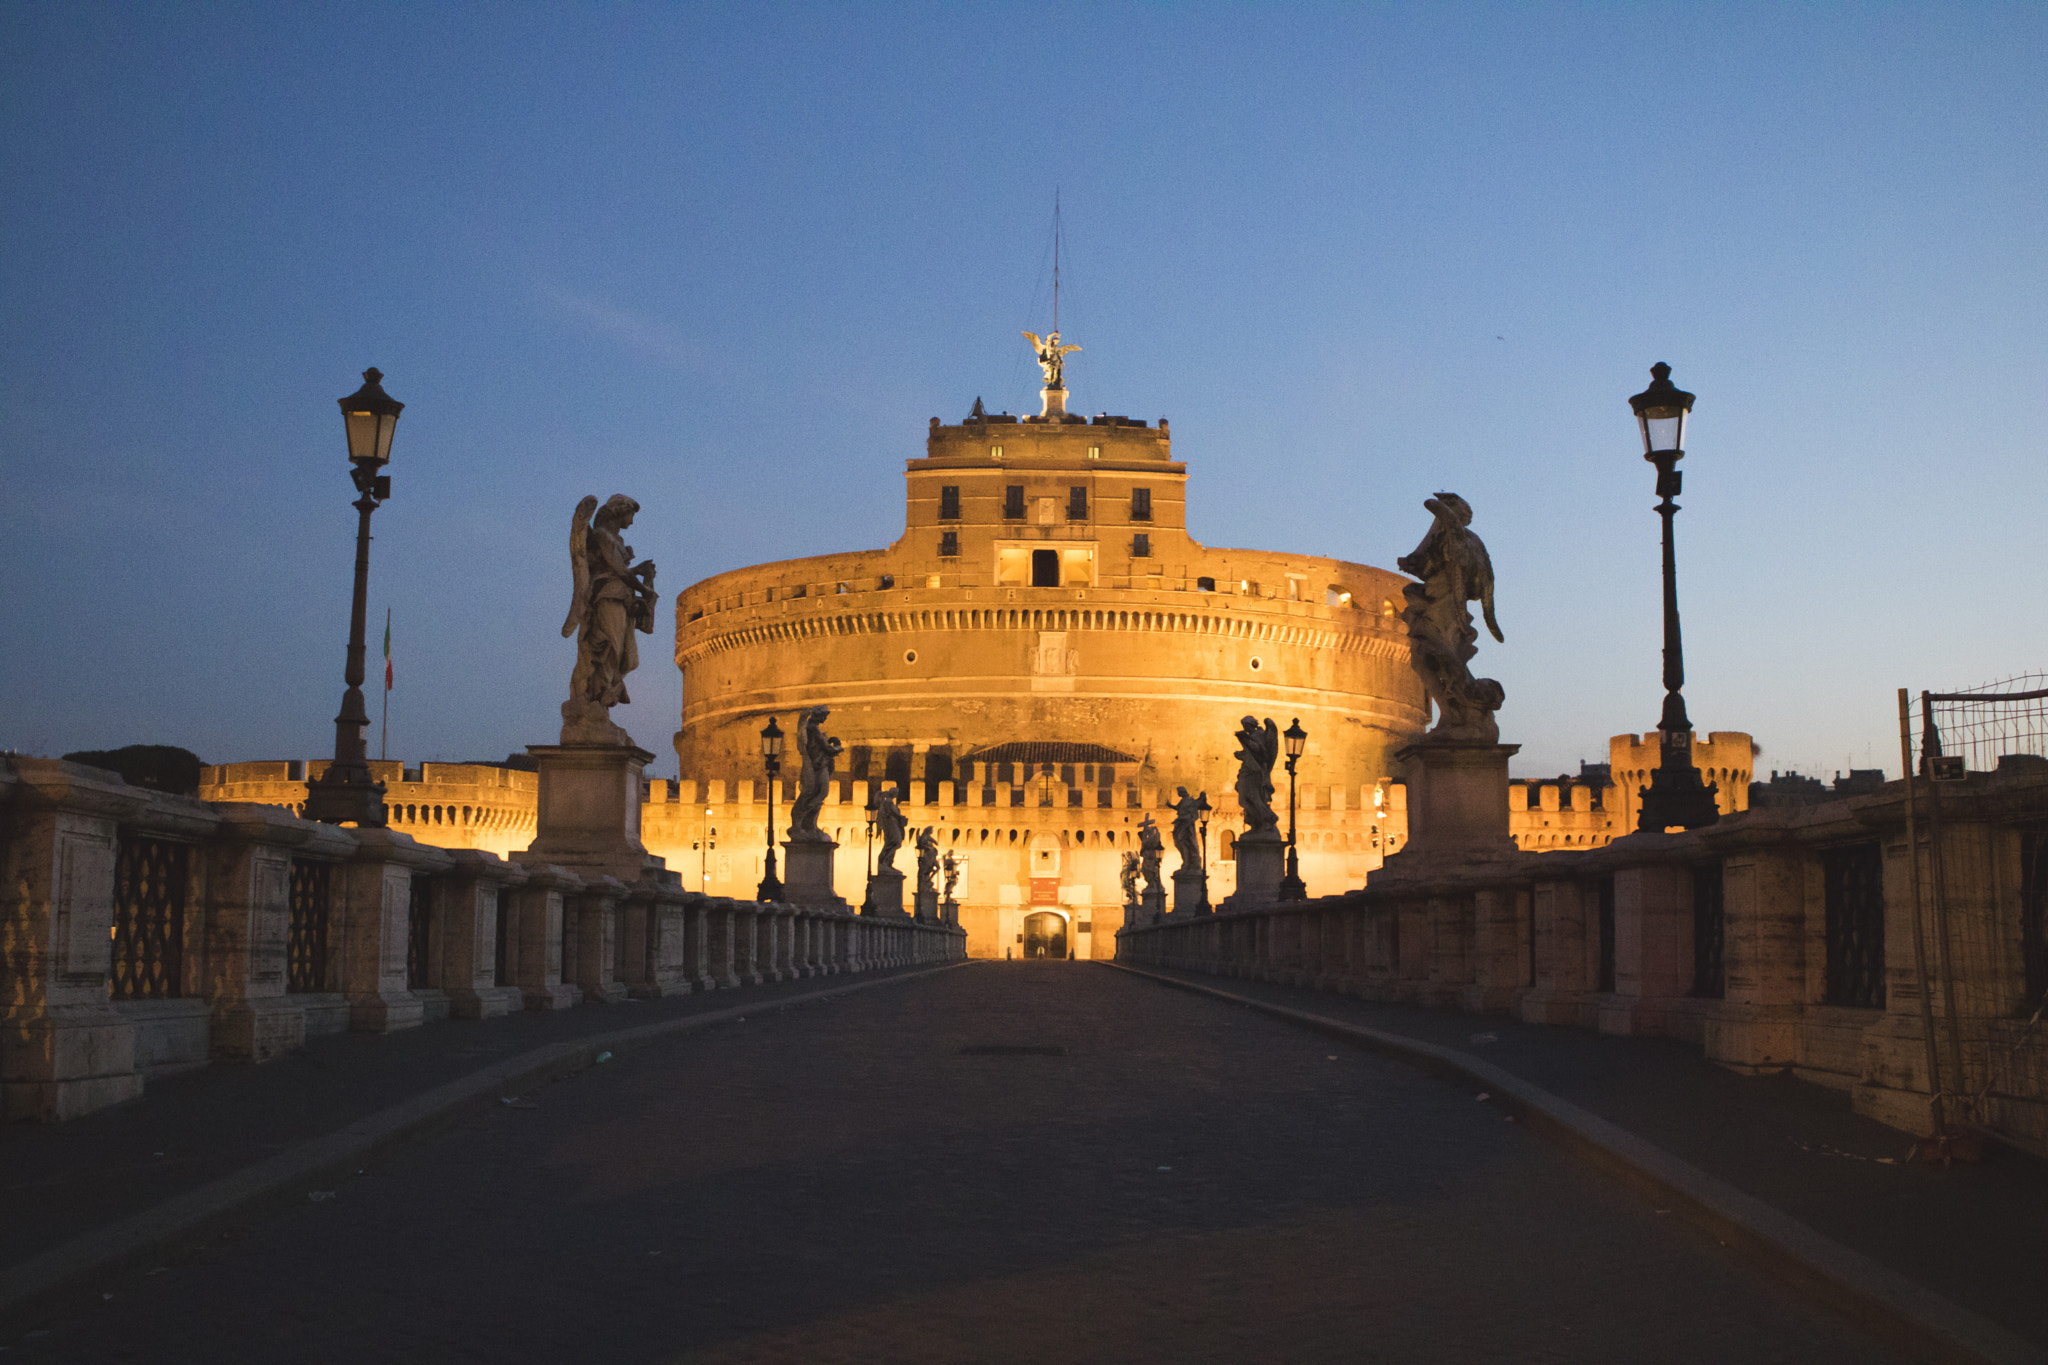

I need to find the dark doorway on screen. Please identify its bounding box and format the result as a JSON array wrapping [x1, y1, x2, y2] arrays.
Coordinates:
[[1022, 911, 1067, 959], [1031, 549, 1060, 587]]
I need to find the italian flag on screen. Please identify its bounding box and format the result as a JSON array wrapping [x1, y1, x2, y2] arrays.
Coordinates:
[[383, 612, 393, 690]]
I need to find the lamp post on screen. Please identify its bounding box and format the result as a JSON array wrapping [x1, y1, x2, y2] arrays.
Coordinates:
[[305, 369, 403, 827], [757, 716, 785, 901], [1628, 363, 1720, 833], [1278, 718, 1308, 899]]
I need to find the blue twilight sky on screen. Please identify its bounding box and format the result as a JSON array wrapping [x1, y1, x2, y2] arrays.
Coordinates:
[[3, 3, 2044, 784]]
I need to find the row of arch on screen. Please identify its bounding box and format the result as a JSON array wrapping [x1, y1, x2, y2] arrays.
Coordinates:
[[800, 824, 1397, 854], [682, 604, 1407, 667]]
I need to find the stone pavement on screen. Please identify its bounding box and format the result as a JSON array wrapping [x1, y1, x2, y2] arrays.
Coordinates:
[[1126, 963, 2048, 1351], [2, 963, 1951, 1363], [0, 965, 946, 1273]]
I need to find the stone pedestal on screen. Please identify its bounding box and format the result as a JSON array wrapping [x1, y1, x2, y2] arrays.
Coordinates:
[[1394, 739, 1520, 862], [1172, 869, 1209, 915], [525, 742, 667, 885], [914, 888, 938, 920], [1141, 887, 1166, 923], [1228, 830, 1286, 908], [782, 838, 845, 909], [941, 899, 959, 926], [867, 869, 907, 916]]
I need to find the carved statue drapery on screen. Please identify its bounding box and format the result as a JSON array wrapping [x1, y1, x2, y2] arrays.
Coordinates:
[[560, 494, 657, 744], [915, 826, 939, 895], [1233, 717, 1280, 834], [1120, 852, 1141, 907], [942, 850, 961, 900], [787, 707, 842, 842], [1170, 787, 1211, 873], [1397, 493, 1507, 743], [1138, 815, 1165, 896], [874, 785, 908, 873]]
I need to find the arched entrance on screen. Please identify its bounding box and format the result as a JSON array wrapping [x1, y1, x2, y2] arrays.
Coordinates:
[[1021, 910, 1068, 959]]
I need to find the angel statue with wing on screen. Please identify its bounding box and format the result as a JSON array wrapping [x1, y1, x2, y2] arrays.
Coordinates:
[[1021, 330, 1081, 389], [560, 494, 658, 744], [1233, 717, 1281, 835], [1396, 492, 1507, 744]]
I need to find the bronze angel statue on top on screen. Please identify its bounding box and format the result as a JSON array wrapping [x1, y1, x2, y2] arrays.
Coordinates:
[[560, 494, 658, 744], [1397, 492, 1506, 744], [1022, 330, 1081, 389]]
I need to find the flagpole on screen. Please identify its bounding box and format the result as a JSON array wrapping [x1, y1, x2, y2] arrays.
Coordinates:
[[380, 607, 391, 762]]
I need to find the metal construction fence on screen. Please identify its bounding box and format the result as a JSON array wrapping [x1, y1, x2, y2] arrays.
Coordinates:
[[1898, 674, 2048, 1150]]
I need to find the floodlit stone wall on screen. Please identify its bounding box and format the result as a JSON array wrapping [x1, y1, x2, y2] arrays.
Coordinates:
[[670, 408, 1427, 821]]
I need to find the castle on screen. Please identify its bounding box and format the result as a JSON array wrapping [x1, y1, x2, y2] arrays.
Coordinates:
[[200, 353, 1750, 959]]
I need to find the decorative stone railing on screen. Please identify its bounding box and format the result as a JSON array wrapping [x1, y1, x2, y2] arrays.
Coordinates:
[[0, 757, 966, 1123], [1118, 767, 2048, 1156]]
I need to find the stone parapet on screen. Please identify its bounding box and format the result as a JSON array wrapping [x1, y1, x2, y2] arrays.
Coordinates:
[[1119, 767, 2048, 1156], [0, 757, 974, 1125]]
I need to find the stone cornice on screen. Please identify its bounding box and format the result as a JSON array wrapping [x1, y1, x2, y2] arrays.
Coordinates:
[[679, 601, 1410, 668]]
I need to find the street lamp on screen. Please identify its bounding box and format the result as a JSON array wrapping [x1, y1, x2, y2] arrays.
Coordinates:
[[305, 369, 403, 827], [1278, 718, 1308, 899], [757, 716, 785, 901], [1628, 363, 1719, 832]]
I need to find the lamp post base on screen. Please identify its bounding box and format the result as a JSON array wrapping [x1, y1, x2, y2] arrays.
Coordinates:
[[1637, 731, 1721, 832]]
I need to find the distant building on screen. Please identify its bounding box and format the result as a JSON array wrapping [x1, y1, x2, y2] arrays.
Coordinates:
[[1748, 767, 1888, 809]]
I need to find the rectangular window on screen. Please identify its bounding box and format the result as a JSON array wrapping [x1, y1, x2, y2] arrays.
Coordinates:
[[939, 485, 960, 520], [1004, 485, 1025, 519], [1067, 486, 1087, 520], [1088, 446, 1101, 459], [1196, 576, 1216, 592], [939, 531, 959, 557], [1130, 487, 1152, 521], [877, 574, 894, 589], [990, 445, 1004, 460], [1132, 533, 1151, 558]]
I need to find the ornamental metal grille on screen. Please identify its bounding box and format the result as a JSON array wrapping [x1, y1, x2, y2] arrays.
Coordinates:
[[1692, 861, 1727, 999], [1596, 875, 1616, 993], [1823, 841, 1886, 1008], [110, 835, 187, 1000], [494, 887, 511, 987], [406, 875, 432, 990], [2023, 824, 2048, 1012], [287, 859, 332, 994]]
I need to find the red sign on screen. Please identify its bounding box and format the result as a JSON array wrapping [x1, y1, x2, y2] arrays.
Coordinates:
[[1029, 877, 1060, 905]]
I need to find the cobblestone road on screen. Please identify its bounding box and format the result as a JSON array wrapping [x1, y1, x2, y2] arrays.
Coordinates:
[[25, 963, 1911, 1364]]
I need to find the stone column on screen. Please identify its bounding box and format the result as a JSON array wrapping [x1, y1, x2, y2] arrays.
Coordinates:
[[334, 828, 451, 1033], [734, 903, 765, 986], [1521, 876, 1596, 1027], [206, 805, 332, 1061], [440, 850, 527, 1019], [511, 864, 583, 1010], [1463, 884, 1528, 1014], [703, 899, 741, 989], [1600, 860, 1695, 1036], [0, 760, 147, 1120], [1705, 828, 1806, 1072], [572, 879, 628, 1003]]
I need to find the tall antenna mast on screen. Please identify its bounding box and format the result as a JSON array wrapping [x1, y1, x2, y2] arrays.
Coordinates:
[[1053, 190, 1061, 334]]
